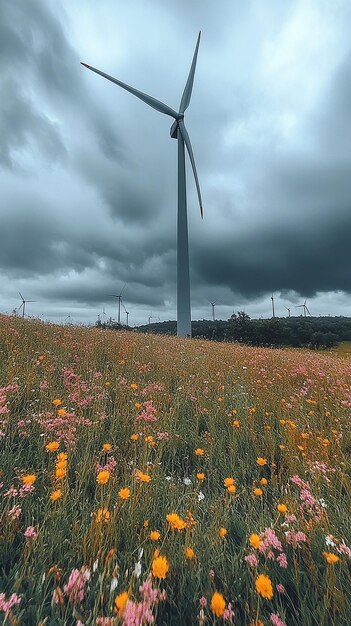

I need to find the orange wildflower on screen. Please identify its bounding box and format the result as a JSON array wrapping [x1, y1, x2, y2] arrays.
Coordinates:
[[211, 592, 226, 617], [97, 470, 110, 485], [22, 474, 36, 485], [255, 574, 273, 599], [118, 487, 131, 500], [45, 441, 60, 452], [152, 555, 169, 579]]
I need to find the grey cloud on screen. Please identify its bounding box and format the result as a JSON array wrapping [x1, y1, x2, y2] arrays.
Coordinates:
[[0, 78, 66, 168]]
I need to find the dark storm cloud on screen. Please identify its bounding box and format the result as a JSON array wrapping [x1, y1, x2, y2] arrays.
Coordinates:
[[0, 78, 66, 168], [0, 0, 122, 170], [1, 0, 351, 323]]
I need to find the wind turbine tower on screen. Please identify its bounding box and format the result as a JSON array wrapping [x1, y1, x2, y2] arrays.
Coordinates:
[[108, 287, 125, 325], [284, 306, 291, 318], [271, 294, 275, 318], [82, 33, 203, 338], [210, 301, 216, 321]]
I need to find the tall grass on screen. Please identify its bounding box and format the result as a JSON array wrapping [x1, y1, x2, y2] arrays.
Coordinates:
[[0, 315, 350, 625]]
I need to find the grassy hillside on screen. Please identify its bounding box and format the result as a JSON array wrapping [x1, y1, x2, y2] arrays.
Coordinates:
[[0, 315, 350, 625]]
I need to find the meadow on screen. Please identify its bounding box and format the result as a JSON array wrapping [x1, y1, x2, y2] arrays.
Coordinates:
[[0, 315, 350, 625]]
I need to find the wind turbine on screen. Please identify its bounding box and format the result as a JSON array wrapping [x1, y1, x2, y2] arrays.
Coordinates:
[[271, 294, 275, 318], [108, 285, 125, 325], [284, 306, 291, 318], [81, 32, 203, 338], [296, 300, 311, 317], [18, 292, 36, 318], [122, 301, 129, 326], [209, 301, 216, 321]]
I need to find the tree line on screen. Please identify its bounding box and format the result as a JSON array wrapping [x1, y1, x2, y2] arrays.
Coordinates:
[[135, 313, 351, 349]]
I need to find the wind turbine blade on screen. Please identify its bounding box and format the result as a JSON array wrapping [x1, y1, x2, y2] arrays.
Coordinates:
[[178, 119, 203, 218], [18, 291, 24, 301], [179, 32, 201, 114], [306, 307, 312, 316], [81, 63, 178, 119]]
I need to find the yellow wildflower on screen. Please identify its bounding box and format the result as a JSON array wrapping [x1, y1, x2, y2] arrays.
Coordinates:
[[255, 574, 273, 599], [97, 470, 110, 485], [249, 533, 261, 549], [22, 474, 36, 485], [195, 448, 205, 456], [166, 512, 186, 531], [135, 470, 151, 483], [114, 591, 129, 615], [45, 441, 60, 452], [211, 592, 226, 617], [185, 547, 195, 560], [50, 489, 62, 501], [152, 555, 169, 579], [150, 530, 161, 541], [118, 487, 131, 500], [323, 552, 339, 564], [95, 508, 110, 523]]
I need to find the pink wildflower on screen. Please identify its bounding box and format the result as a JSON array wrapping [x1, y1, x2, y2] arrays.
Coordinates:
[[63, 567, 90, 604], [276, 553, 288, 568], [276, 584, 285, 594], [337, 541, 351, 559], [223, 602, 234, 621], [285, 530, 307, 545], [244, 553, 258, 567], [270, 613, 287, 626], [136, 400, 157, 422], [199, 596, 207, 607], [0, 592, 21, 613], [24, 526, 38, 540], [290, 475, 309, 489], [264, 528, 283, 551], [8, 505, 21, 520]]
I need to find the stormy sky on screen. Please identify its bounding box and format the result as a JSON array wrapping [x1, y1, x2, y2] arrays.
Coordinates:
[[1, 0, 351, 326]]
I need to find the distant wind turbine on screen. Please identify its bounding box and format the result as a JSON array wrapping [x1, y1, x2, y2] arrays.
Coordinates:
[[296, 300, 311, 317], [271, 294, 275, 318], [284, 306, 291, 318], [81, 32, 203, 338], [122, 301, 129, 326], [209, 301, 216, 321], [18, 292, 36, 318], [108, 285, 125, 325]]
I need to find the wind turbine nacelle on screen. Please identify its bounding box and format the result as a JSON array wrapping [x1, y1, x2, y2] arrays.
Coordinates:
[[170, 120, 178, 139]]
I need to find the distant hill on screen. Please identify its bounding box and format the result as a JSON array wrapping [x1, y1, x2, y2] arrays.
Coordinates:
[[135, 314, 351, 349]]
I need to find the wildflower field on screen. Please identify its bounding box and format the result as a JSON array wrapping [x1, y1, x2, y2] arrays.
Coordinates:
[[0, 316, 350, 625]]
